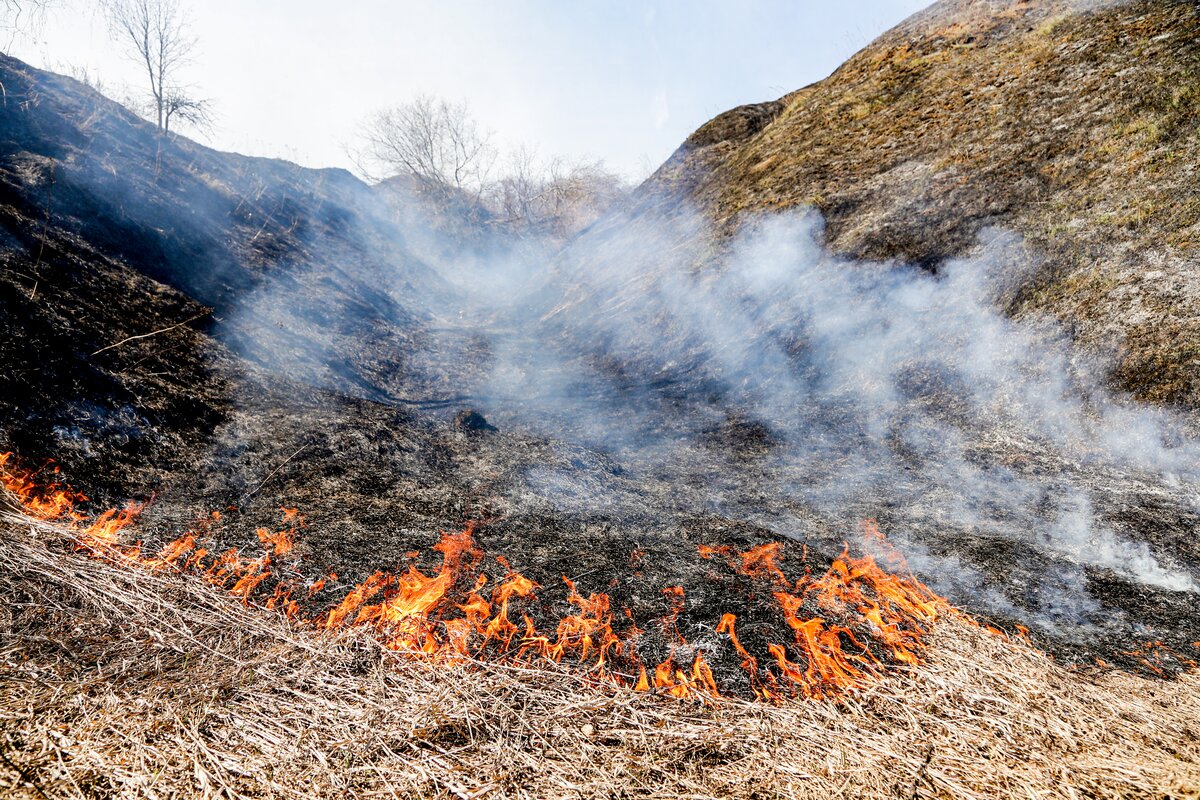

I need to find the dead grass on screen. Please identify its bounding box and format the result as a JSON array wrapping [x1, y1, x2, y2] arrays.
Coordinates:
[[1, 503, 1198, 800], [648, 0, 1200, 409]]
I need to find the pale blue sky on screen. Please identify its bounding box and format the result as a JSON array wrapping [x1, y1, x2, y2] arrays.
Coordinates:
[[9, 1, 930, 178]]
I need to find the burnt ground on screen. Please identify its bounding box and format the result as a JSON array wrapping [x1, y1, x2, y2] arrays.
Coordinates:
[[2, 50, 1200, 694]]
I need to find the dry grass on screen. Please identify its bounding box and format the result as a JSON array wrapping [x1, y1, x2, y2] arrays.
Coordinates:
[[1, 504, 1198, 800]]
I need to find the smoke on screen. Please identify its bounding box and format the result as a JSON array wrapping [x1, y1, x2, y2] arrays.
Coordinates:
[[218, 175, 1200, 638], [10, 51, 1197, 653], [482, 206, 1200, 613]]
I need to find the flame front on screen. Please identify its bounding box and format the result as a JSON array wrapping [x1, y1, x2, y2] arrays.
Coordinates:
[[698, 524, 950, 699], [1, 452, 971, 702]]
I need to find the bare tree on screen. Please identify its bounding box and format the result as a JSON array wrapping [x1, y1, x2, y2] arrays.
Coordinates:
[[539, 159, 628, 238], [360, 97, 627, 243], [1, 0, 40, 20], [489, 145, 543, 231], [1, 0, 54, 33], [101, 0, 209, 133], [358, 96, 497, 206]]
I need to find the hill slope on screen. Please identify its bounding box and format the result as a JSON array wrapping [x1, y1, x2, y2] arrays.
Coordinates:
[[3, 0, 1200, 699], [644, 0, 1200, 407]]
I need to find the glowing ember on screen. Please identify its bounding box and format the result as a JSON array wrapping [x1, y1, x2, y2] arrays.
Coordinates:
[[1121, 640, 1198, 676], [1, 451, 978, 702]]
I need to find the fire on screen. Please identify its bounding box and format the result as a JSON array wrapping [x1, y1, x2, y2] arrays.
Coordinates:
[[0, 452, 85, 521], [1121, 640, 1198, 676], [1, 452, 979, 702], [738, 542, 789, 585], [700, 520, 955, 698]]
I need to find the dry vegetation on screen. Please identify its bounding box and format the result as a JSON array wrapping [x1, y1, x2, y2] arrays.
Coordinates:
[[2, 500, 1198, 800], [641, 0, 1200, 408], [3, 4, 1200, 798]]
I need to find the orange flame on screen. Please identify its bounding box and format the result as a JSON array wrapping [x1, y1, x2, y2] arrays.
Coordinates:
[[700, 521, 960, 698], [2, 452, 983, 703], [0, 452, 86, 521]]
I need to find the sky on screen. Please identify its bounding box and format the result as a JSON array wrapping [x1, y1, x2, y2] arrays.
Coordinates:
[[7, 1, 930, 180]]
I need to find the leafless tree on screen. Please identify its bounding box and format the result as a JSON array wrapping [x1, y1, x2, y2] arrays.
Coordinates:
[[1, 0, 54, 33], [541, 159, 628, 237], [361, 97, 627, 243], [100, 0, 210, 133], [489, 145, 543, 231], [1, 0, 40, 19], [358, 96, 497, 205]]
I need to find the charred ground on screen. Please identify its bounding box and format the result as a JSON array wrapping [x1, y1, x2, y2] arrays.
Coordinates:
[[2, 0, 1200, 694]]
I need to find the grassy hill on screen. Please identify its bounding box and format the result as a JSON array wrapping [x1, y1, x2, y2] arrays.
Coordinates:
[[645, 0, 1200, 407]]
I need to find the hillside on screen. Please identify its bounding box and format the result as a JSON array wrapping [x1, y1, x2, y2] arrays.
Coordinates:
[[1, 0, 1198, 676], [644, 0, 1200, 407], [3, 2, 1200, 797], [0, 54, 536, 593]]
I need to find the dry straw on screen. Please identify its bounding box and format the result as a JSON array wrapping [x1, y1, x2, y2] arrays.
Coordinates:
[[1, 500, 1198, 799]]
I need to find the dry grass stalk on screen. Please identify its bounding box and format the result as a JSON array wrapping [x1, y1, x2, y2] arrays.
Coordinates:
[[1, 503, 1198, 799]]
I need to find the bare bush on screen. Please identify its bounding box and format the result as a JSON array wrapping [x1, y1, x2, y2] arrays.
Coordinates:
[[358, 96, 497, 206], [490, 149, 628, 241]]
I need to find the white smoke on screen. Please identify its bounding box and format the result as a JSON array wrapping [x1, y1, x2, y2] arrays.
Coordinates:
[[481, 207, 1200, 606], [221, 189, 1200, 637]]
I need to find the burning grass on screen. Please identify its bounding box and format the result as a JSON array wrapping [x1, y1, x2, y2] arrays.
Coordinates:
[[2, 456, 1200, 798], [4, 510, 1200, 798], [0, 453, 977, 703]]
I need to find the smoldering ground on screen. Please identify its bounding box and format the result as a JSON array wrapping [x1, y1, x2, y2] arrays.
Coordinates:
[[3, 52, 1198, 674], [219, 196, 1200, 662]]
